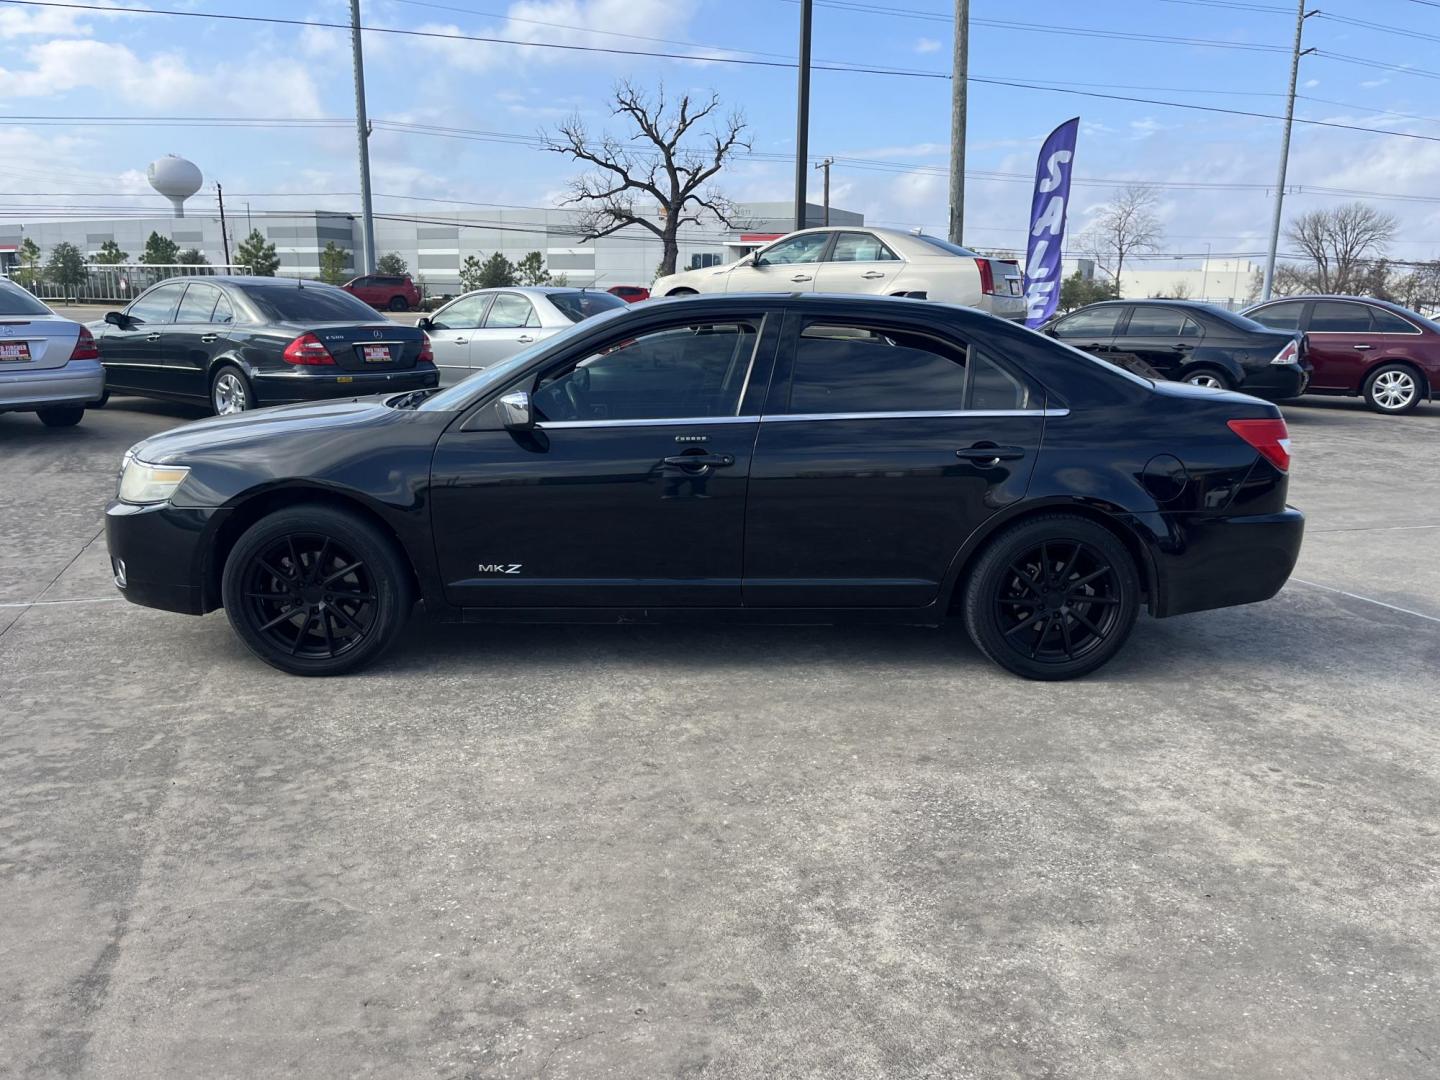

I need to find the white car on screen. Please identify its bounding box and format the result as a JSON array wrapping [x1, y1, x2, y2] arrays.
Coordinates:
[[652, 227, 1026, 320], [418, 286, 626, 385], [0, 278, 105, 427]]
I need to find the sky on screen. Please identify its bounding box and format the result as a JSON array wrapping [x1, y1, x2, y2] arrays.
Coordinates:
[[0, 0, 1438, 269]]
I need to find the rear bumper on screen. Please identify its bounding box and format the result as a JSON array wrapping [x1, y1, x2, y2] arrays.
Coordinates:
[[1153, 507, 1305, 617], [105, 500, 226, 615], [1239, 365, 1309, 401], [252, 366, 438, 405], [975, 294, 1028, 322], [0, 359, 105, 412]]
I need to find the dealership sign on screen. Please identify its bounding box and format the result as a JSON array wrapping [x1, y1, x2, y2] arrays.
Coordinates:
[[1023, 118, 1080, 328]]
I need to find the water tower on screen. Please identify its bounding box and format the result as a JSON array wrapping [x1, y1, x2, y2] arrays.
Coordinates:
[[147, 155, 203, 218]]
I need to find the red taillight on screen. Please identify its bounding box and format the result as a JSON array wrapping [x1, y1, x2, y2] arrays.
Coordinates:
[[69, 324, 99, 361], [282, 332, 335, 366], [1271, 338, 1299, 366], [1228, 418, 1291, 473], [975, 258, 996, 295], [418, 334, 434, 366]]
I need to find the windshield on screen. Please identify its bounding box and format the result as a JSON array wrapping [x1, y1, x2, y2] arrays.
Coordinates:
[[0, 281, 53, 316], [911, 234, 980, 258], [549, 290, 625, 323], [241, 284, 381, 323]]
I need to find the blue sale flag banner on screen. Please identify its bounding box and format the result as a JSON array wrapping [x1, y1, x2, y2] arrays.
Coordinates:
[[1023, 117, 1080, 328]]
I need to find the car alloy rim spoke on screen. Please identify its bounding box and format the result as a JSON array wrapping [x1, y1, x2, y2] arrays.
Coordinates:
[[995, 538, 1121, 664], [1069, 565, 1111, 590], [1008, 563, 1043, 596], [243, 532, 375, 659], [1004, 609, 1049, 637]]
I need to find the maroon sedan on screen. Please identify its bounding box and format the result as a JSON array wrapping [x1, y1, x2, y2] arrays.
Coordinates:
[[1244, 296, 1439, 414]]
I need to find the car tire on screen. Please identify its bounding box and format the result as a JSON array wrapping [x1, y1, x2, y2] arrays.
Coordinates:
[[210, 364, 253, 416], [666, 288, 698, 296], [1181, 367, 1231, 391], [221, 505, 414, 676], [36, 406, 85, 428], [1362, 363, 1422, 414], [962, 514, 1141, 681], [388, 296, 409, 311], [91, 391, 110, 408]]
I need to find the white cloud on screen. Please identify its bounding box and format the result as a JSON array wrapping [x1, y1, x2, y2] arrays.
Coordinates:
[[1360, 78, 1389, 89], [913, 37, 942, 54]]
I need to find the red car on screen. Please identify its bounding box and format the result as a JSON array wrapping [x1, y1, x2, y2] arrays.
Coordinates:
[[1243, 295, 1439, 414], [341, 274, 421, 312], [607, 285, 651, 303]]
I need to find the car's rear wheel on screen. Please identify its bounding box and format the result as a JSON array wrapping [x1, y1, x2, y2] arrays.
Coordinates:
[[221, 506, 413, 676], [962, 515, 1141, 680], [1182, 367, 1231, 390], [666, 288, 698, 296], [388, 296, 408, 311], [211, 365, 252, 416], [1363, 363, 1421, 414], [37, 406, 85, 428]]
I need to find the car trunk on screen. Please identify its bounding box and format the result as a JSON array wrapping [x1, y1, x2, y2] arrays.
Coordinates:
[[985, 258, 1023, 298], [0, 317, 79, 372], [292, 322, 422, 372]]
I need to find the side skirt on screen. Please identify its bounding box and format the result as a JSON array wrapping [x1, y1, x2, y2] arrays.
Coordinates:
[[452, 604, 947, 627]]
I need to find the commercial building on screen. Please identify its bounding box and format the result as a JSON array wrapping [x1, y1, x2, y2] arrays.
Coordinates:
[[1, 201, 862, 299]]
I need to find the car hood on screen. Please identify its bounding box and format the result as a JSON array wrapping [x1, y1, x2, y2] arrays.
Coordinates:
[[130, 397, 401, 466]]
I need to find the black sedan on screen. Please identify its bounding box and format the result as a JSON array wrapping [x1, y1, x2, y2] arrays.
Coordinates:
[[92, 275, 438, 415], [1043, 299, 1310, 399], [105, 293, 1304, 681]]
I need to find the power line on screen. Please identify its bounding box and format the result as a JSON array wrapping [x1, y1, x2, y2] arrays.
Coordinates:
[[1315, 11, 1440, 44]]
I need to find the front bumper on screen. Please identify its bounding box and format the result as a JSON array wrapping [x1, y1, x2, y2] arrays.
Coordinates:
[[253, 366, 438, 406], [106, 499, 227, 615], [1153, 507, 1305, 618], [0, 359, 105, 413]]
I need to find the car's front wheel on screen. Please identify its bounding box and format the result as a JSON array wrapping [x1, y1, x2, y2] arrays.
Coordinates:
[[962, 514, 1141, 680], [221, 505, 414, 676], [1363, 363, 1422, 414], [37, 406, 85, 428], [388, 296, 409, 311]]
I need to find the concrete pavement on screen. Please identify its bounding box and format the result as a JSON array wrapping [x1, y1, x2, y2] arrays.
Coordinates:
[[2, 394, 1438, 1079]]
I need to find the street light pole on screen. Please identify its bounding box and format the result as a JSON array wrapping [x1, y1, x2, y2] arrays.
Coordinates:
[[815, 157, 833, 226], [948, 0, 968, 246], [793, 0, 813, 232], [1260, 0, 1315, 302], [350, 0, 377, 274]]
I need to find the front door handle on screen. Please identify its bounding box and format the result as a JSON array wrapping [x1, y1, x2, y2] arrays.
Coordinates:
[[145, 332, 162, 343], [860, 271, 886, 279], [200, 333, 219, 343], [1353, 344, 1372, 350], [452, 337, 469, 344], [790, 274, 813, 283], [662, 453, 735, 468], [956, 444, 1026, 463], [516, 334, 535, 343]]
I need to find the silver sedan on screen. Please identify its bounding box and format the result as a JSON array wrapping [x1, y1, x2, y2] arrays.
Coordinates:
[[0, 279, 105, 427], [418, 286, 626, 385]]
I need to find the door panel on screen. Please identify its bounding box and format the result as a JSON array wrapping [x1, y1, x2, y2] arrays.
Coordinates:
[[469, 293, 540, 370], [726, 232, 830, 293], [98, 282, 186, 394], [813, 231, 903, 295], [163, 282, 227, 398], [426, 294, 491, 383], [1304, 300, 1375, 390], [1110, 306, 1203, 380]]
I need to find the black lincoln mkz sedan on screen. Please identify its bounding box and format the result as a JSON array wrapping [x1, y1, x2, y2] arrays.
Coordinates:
[[106, 293, 1303, 680], [92, 275, 438, 415]]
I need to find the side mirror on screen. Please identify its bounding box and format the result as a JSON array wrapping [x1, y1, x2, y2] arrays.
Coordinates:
[[498, 390, 532, 430], [416, 316, 433, 331], [104, 310, 128, 328]]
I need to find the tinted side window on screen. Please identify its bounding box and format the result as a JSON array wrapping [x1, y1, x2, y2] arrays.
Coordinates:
[[126, 284, 185, 325], [1051, 306, 1123, 339], [175, 283, 220, 323], [1124, 307, 1189, 337], [787, 324, 970, 413], [534, 322, 758, 422], [549, 290, 625, 322], [1310, 302, 1372, 333], [1249, 301, 1304, 331], [1370, 308, 1416, 333], [212, 292, 235, 325], [830, 232, 900, 262], [485, 294, 538, 329], [760, 233, 829, 265]]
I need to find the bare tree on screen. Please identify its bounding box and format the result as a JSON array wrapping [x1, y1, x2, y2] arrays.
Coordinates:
[[1083, 184, 1164, 296], [1285, 202, 1397, 294], [1391, 260, 1440, 314], [545, 82, 750, 277]]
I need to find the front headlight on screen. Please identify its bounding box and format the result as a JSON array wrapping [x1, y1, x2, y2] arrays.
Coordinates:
[[118, 456, 190, 505]]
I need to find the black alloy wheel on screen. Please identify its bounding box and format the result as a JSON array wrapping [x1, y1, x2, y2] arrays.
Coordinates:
[[963, 514, 1140, 680], [221, 506, 413, 675]]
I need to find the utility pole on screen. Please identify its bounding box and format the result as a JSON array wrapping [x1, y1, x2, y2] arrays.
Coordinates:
[[793, 0, 813, 232], [948, 0, 968, 246], [216, 183, 231, 267], [1260, 0, 1315, 301], [815, 157, 833, 226], [350, 0, 377, 274]]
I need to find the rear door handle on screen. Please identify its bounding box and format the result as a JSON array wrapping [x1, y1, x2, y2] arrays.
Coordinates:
[[452, 337, 468, 344], [860, 271, 886, 279], [791, 274, 813, 283], [200, 333, 219, 343], [662, 453, 735, 468], [516, 335, 534, 343], [145, 332, 162, 343], [956, 445, 1026, 462], [1353, 344, 1372, 350]]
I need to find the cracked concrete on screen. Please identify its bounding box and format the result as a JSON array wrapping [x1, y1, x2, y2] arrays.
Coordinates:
[[1, 393, 1438, 1079]]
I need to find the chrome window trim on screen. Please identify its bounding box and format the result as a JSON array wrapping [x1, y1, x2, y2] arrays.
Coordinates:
[[764, 408, 1066, 422], [1304, 299, 1424, 336], [537, 415, 762, 429]]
